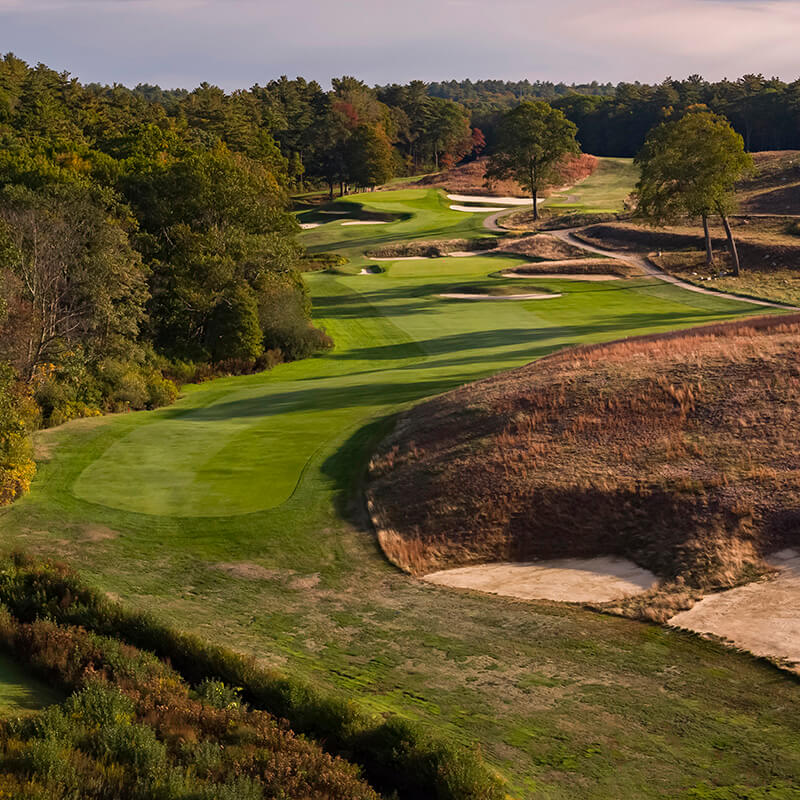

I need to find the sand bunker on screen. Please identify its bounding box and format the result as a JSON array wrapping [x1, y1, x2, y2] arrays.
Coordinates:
[[669, 549, 800, 668], [370, 255, 427, 261], [424, 557, 657, 603], [501, 271, 620, 281], [447, 194, 533, 206], [320, 210, 349, 215], [450, 204, 508, 213], [299, 223, 320, 230], [438, 292, 561, 300], [359, 267, 381, 275], [341, 220, 389, 226]]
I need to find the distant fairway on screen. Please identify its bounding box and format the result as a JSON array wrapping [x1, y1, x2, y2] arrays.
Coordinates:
[[543, 157, 638, 213], [7, 188, 800, 798]]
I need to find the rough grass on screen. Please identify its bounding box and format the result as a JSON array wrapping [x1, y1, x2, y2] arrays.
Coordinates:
[[1, 187, 796, 798], [368, 315, 800, 607], [579, 218, 800, 305], [738, 150, 800, 214], [653, 251, 800, 308]]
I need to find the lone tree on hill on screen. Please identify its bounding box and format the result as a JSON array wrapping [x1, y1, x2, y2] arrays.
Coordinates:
[[486, 101, 579, 221], [636, 109, 754, 276]]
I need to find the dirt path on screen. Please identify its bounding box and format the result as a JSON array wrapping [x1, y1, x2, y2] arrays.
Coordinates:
[[424, 557, 657, 603], [670, 550, 800, 671], [546, 228, 800, 311], [484, 207, 525, 233]]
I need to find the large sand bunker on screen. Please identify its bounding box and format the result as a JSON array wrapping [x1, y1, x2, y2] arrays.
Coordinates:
[[501, 271, 620, 281], [299, 222, 320, 230], [449, 204, 508, 213], [424, 557, 657, 603], [447, 194, 533, 206], [670, 549, 800, 668], [341, 220, 389, 226], [437, 292, 562, 300]]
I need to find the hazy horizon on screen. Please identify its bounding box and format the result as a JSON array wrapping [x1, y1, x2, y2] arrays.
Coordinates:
[[1, 0, 799, 91]]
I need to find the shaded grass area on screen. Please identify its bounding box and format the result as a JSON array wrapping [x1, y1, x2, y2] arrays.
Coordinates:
[[2, 188, 797, 797], [0, 651, 61, 715]]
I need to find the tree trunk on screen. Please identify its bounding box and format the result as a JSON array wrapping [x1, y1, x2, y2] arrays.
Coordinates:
[[702, 214, 714, 267], [328, 180, 334, 201], [720, 213, 741, 277]]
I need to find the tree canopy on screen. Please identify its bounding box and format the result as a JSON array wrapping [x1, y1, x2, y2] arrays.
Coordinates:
[[486, 101, 579, 220], [636, 109, 753, 274]]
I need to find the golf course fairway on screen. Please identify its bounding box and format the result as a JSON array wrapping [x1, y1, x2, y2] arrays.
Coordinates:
[[4, 188, 800, 798]]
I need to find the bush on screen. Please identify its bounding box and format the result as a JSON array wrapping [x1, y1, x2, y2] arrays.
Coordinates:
[[0, 556, 507, 800]]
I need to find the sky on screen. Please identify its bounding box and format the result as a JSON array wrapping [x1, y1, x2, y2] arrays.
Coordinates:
[[1, 0, 798, 90]]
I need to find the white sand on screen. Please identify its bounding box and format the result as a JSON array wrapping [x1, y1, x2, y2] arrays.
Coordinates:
[[450, 204, 508, 213], [447, 251, 487, 258], [359, 267, 381, 275], [447, 194, 533, 206], [500, 271, 620, 281], [424, 557, 657, 603], [299, 223, 320, 230], [438, 292, 561, 300], [370, 256, 427, 261], [341, 220, 388, 226], [669, 549, 800, 668]]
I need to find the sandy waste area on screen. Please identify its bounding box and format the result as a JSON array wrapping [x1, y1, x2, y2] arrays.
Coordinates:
[[438, 292, 561, 300], [670, 549, 800, 668], [424, 557, 657, 603]]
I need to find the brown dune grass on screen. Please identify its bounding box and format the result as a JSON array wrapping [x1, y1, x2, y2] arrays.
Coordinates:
[[367, 315, 800, 619]]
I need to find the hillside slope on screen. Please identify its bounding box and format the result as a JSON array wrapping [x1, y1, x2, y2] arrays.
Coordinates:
[[368, 315, 800, 604]]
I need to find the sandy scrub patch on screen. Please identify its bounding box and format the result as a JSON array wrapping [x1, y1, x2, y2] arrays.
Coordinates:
[[299, 223, 320, 230], [501, 271, 620, 281], [212, 562, 288, 581], [289, 573, 320, 590], [81, 525, 119, 542], [437, 292, 562, 301], [447, 194, 533, 206], [341, 220, 388, 226], [449, 204, 508, 213], [370, 256, 427, 261], [424, 557, 657, 603], [669, 549, 800, 668]]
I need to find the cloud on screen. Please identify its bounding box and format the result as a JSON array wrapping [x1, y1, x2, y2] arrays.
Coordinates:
[[1, 0, 799, 88]]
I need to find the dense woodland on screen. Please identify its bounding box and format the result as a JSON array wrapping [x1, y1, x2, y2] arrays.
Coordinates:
[[1, 53, 799, 506]]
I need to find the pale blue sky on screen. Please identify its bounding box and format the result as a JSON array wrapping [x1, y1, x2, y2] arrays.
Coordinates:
[[0, 0, 797, 89]]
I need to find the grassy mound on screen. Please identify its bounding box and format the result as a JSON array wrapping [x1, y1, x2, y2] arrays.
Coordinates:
[[368, 314, 800, 609], [739, 150, 800, 214]]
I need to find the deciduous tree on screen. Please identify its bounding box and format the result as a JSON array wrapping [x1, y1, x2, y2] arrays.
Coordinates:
[[636, 110, 753, 275], [486, 101, 579, 220]]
